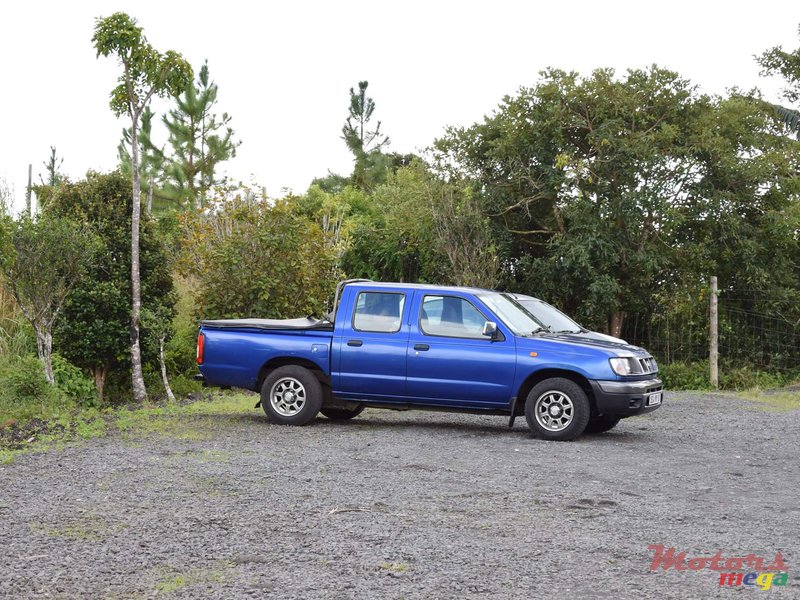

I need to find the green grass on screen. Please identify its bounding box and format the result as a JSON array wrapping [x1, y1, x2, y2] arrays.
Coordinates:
[[379, 562, 409, 573], [29, 516, 127, 542], [738, 388, 800, 412], [154, 563, 230, 594], [0, 393, 255, 463]]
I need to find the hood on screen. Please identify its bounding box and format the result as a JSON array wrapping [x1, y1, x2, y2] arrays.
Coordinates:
[[517, 332, 649, 356]]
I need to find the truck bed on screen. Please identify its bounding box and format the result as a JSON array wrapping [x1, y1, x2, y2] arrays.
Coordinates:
[[200, 317, 333, 331]]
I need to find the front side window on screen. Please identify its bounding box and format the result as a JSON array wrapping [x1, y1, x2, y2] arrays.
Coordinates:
[[420, 295, 488, 339], [353, 292, 405, 333]]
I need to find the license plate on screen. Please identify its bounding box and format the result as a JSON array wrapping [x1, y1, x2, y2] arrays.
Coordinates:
[[647, 392, 662, 406]]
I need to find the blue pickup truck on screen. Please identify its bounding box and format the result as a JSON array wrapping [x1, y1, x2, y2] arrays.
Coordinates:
[[197, 280, 663, 440]]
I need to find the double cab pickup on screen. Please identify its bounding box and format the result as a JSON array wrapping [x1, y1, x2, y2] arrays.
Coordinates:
[[197, 280, 663, 440]]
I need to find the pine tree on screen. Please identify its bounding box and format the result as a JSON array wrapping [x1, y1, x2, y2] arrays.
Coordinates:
[[162, 61, 239, 208], [341, 81, 390, 190]]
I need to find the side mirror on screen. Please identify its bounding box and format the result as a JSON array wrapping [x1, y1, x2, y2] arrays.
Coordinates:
[[482, 321, 498, 339]]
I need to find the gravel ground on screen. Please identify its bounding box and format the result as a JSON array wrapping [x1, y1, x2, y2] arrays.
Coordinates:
[[0, 391, 798, 599]]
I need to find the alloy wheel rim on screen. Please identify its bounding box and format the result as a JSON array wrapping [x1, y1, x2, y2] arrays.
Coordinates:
[[534, 390, 574, 431], [270, 377, 306, 416]]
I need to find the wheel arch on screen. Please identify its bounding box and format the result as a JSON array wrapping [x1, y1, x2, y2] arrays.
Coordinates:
[[516, 368, 597, 416], [256, 357, 331, 395]]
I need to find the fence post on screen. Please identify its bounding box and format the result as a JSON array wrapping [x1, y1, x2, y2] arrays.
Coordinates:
[[710, 276, 719, 389]]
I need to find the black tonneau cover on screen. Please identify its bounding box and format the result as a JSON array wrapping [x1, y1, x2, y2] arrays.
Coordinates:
[[200, 317, 333, 331]]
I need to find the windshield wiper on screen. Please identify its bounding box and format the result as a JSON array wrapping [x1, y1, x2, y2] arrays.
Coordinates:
[[531, 325, 552, 335]]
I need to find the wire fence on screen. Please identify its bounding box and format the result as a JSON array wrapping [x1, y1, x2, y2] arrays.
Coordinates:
[[622, 288, 800, 374]]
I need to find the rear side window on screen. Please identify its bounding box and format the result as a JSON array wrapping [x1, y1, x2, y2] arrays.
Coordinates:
[[353, 292, 406, 333], [420, 295, 488, 339]]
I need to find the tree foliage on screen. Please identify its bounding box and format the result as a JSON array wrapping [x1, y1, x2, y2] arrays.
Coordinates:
[[46, 171, 176, 401], [342, 81, 390, 190], [178, 189, 341, 320], [161, 61, 240, 209], [758, 25, 800, 137], [0, 215, 96, 384], [93, 11, 192, 403], [433, 66, 800, 335]]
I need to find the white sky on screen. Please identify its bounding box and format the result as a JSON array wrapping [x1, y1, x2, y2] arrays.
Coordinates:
[[1, 1, 799, 211]]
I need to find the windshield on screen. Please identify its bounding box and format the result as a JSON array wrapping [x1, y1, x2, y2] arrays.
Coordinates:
[[514, 296, 582, 333], [478, 292, 547, 336]]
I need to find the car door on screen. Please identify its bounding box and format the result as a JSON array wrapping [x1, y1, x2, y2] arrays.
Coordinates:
[[406, 292, 516, 408], [335, 288, 410, 400]]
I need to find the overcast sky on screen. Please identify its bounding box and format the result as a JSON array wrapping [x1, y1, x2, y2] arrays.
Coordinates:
[[1, 1, 799, 212]]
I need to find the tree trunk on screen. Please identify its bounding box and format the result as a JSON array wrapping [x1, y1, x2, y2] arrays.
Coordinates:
[[159, 336, 176, 402], [146, 177, 153, 214], [610, 311, 626, 339], [130, 112, 148, 403], [34, 326, 55, 385], [94, 366, 107, 403]]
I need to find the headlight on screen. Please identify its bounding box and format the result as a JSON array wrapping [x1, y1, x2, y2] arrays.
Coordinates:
[[609, 357, 634, 375]]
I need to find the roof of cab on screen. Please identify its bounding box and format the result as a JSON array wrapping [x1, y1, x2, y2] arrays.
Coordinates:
[[346, 280, 493, 295]]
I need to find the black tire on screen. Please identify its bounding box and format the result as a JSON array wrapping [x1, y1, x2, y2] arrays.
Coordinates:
[[524, 377, 591, 441], [261, 365, 323, 425], [584, 416, 622, 434], [320, 404, 365, 420]]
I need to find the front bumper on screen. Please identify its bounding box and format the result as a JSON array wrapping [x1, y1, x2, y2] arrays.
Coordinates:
[[589, 377, 664, 417]]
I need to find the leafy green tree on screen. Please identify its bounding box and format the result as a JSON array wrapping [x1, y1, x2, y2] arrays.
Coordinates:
[[178, 189, 340, 319], [434, 67, 708, 334], [0, 215, 96, 384], [757, 25, 800, 138], [47, 171, 177, 402], [162, 61, 239, 209], [93, 12, 192, 402], [338, 163, 447, 284], [342, 81, 390, 190]]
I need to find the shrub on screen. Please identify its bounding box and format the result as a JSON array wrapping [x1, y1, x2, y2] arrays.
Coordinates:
[[52, 354, 97, 405], [0, 354, 52, 405], [658, 361, 713, 391]]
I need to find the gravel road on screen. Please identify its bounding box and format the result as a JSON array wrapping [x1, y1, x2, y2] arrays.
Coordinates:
[[0, 391, 798, 599]]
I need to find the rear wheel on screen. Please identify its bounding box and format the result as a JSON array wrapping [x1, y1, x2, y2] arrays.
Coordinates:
[[584, 416, 622, 434], [261, 365, 322, 425], [525, 377, 590, 441], [320, 404, 365, 420]]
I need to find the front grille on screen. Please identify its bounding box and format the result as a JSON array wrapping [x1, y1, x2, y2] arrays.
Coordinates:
[[638, 356, 657, 374]]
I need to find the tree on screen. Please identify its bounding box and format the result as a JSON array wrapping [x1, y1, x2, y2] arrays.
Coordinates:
[[0, 215, 95, 384], [47, 171, 177, 402], [38, 146, 64, 187], [93, 12, 192, 403], [342, 81, 390, 189], [431, 182, 499, 289], [162, 61, 239, 209], [434, 67, 711, 334], [757, 25, 800, 138], [178, 189, 340, 320]]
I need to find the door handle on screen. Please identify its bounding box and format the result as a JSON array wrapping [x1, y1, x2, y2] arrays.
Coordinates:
[[414, 343, 430, 351], [347, 339, 363, 347]]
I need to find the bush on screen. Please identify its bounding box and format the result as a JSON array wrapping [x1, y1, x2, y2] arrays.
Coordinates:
[[658, 361, 713, 391], [52, 354, 97, 405], [0, 354, 52, 406], [658, 359, 797, 391]]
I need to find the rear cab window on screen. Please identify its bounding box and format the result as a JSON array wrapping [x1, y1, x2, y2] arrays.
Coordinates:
[[352, 291, 406, 333]]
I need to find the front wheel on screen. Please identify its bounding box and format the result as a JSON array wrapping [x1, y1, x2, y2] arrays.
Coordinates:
[[261, 366, 323, 425], [525, 378, 590, 441]]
